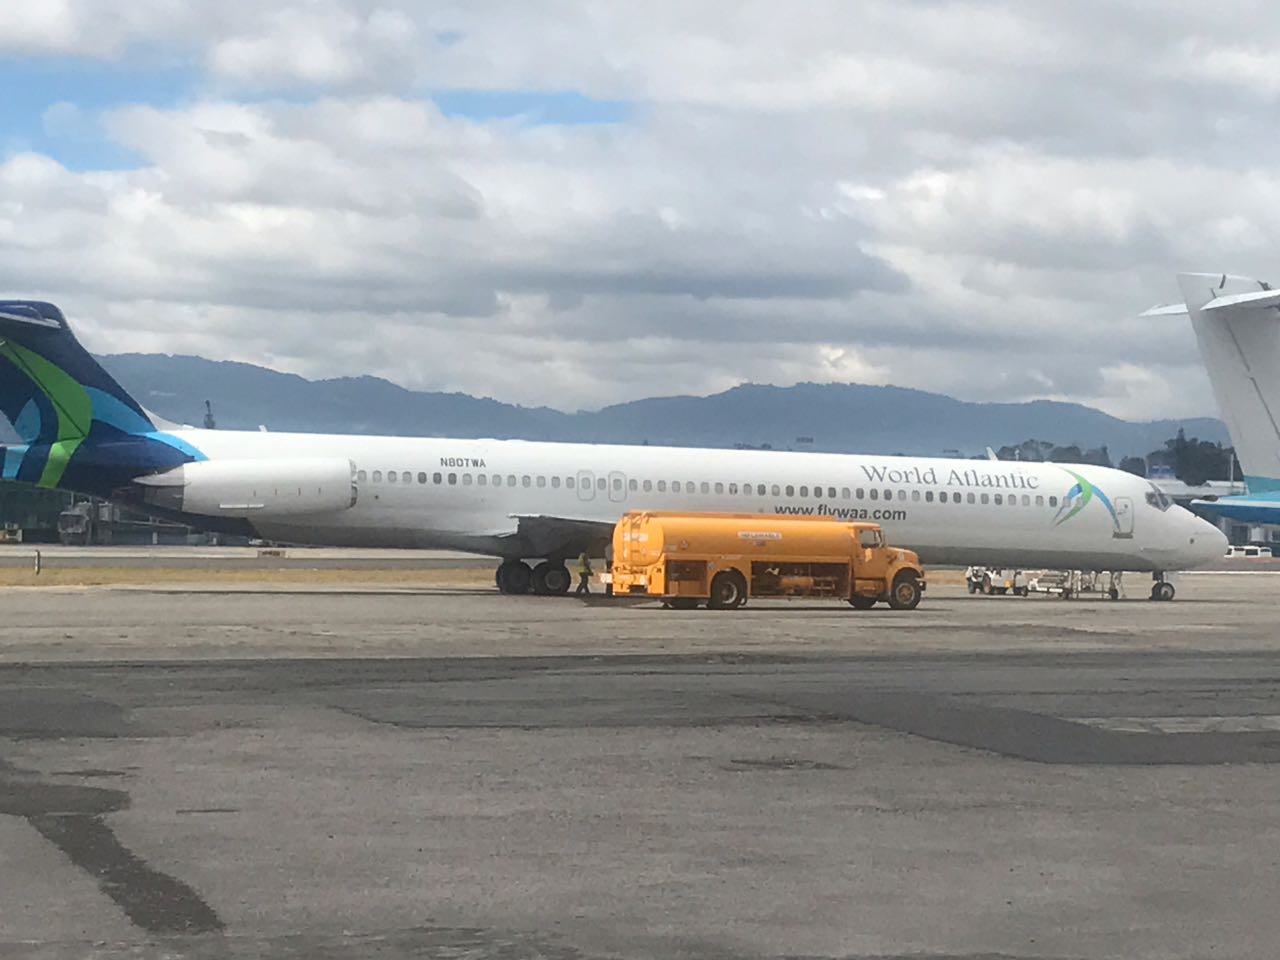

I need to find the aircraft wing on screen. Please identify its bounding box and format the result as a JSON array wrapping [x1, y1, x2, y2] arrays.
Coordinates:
[[500, 514, 615, 558], [1191, 494, 1280, 525]]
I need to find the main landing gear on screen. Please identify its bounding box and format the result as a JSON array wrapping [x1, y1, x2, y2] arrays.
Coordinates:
[[1149, 572, 1175, 602], [495, 559, 572, 596]]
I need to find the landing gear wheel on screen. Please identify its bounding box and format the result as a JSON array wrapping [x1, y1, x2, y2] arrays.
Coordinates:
[[496, 560, 532, 595], [1108, 586, 1120, 601], [1150, 581, 1175, 602], [532, 561, 571, 596], [848, 595, 877, 609], [981, 575, 992, 595], [707, 572, 747, 610], [887, 573, 922, 610]]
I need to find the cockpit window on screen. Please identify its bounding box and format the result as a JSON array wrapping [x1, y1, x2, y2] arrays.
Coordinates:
[[1145, 484, 1173, 511]]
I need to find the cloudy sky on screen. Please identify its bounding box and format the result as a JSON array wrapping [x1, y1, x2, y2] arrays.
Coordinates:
[[1, 2, 1277, 419]]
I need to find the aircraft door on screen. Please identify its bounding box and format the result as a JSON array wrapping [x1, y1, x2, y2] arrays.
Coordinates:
[[577, 470, 595, 501], [608, 471, 627, 503], [1112, 496, 1134, 539]]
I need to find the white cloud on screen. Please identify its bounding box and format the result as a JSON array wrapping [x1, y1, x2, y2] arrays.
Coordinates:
[[4, 1, 1280, 421]]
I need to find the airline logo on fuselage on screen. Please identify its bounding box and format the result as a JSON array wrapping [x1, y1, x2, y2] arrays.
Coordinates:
[[440, 457, 487, 468]]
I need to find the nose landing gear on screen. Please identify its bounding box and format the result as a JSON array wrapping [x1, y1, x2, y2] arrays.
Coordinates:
[[1149, 572, 1175, 602]]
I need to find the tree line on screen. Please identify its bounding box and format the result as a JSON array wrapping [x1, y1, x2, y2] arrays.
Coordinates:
[[994, 429, 1240, 486]]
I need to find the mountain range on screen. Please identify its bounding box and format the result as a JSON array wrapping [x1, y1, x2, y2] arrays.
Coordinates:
[[96, 353, 1228, 461]]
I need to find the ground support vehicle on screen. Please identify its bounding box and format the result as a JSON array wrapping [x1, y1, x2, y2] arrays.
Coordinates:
[[1023, 569, 1125, 600], [606, 512, 925, 610], [964, 567, 1028, 596]]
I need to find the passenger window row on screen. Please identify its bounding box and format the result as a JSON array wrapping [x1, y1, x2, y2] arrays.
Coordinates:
[[353, 469, 1060, 508]]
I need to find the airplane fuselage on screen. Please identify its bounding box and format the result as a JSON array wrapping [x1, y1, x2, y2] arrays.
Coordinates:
[[171, 429, 1225, 572]]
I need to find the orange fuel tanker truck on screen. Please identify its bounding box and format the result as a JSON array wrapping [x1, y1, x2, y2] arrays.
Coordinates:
[[606, 512, 925, 610]]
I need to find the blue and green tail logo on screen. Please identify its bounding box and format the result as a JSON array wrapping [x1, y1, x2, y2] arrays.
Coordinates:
[[0, 300, 203, 495]]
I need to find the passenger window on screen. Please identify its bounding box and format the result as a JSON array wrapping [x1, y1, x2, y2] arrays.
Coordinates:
[[925, 491, 934, 502], [1049, 496, 1058, 507], [643, 480, 652, 492], [522, 475, 531, 488], [373, 471, 382, 482], [463, 474, 473, 486], [433, 472, 443, 484], [1035, 495, 1044, 506], [507, 474, 516, 486], [402, 471, 411, 484], [537, 476, 546, 488], [566, 476, 575, 489], [757, 484, 766, 496], [629, 479, 637, 491], [448, 473, 457, 485], [417, 472, 427, 484], [883, 489, 892, 500], [939, 492, 947, 503], [966, 492, 975, 504], [992, 493, 1001, 504], [490, 474, 500, 486], [870, 489, 878, 500], [827, 487, 836, 499], [855, 488, 864, 499], [597, 478, 607, 490], [715, 482, 725, 494], [912, 490, 921, 502], [785, 485, 795, 497], [672, 481, 682, 493], [980, 493, 989, 504], [658, 481, 667, 492], [814, 487, 823, 499], [729, 483, 738, 494], [478, 474, 487, 486], [841, 487, 850, 499], [613, 478, 623, 491], [771, 484, 781, 496], [800, 486, 809, 497], [388, 471, 398, 484], [701, 482, 710, 494], [552, 476, 561, 489], [1021, 494, 1030, 506], [357, 470, 367, 483]]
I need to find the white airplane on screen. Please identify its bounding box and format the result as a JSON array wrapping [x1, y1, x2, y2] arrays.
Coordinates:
[[1142, 273, 1280, 526], [0, 301, 1224, 599]]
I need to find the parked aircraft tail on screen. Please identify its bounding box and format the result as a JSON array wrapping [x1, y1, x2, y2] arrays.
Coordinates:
[[0, 300, 198, 492], [1142, 274, 1280, 492]]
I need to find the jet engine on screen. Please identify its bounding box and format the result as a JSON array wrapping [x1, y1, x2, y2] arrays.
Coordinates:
[[135, 458, 358, 519]]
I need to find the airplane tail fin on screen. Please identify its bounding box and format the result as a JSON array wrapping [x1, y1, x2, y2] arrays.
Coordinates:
[[0, 301, 195, 491], [1147, 274, 1280, 492]]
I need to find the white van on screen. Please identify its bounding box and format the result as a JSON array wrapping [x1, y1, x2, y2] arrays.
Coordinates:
[[1225, 544, 1274, 558]]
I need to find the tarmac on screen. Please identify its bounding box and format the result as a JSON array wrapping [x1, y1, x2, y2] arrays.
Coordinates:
[[3, 555, 1280, 959]]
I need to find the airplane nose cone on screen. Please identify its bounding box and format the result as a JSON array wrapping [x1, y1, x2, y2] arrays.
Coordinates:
[[1184, 514, 1228, 568]]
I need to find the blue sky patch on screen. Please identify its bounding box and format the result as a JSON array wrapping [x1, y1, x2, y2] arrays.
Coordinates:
[[432, 89, 632, 126], [0, 56, 197, 171]]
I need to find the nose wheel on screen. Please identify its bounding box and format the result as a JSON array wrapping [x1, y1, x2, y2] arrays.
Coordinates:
[[1149, 575, 1175, 602]]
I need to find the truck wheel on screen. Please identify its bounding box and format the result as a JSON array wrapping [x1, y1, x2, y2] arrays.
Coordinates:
[[887, 572, 922, 610], [708, 571, 746, 610], [848, 595, 877, 609], [967, 579, 978, 594], [981, 575, 992, 595]]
